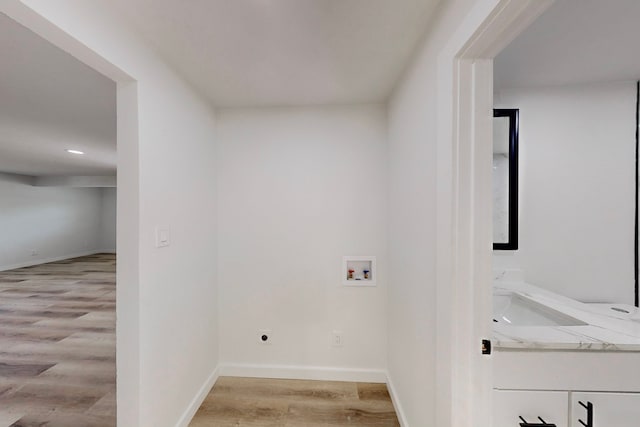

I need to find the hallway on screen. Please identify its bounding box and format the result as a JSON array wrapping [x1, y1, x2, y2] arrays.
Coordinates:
[[0, 254, 115, 426]]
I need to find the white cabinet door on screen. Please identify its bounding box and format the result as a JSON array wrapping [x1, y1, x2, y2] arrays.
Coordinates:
[[494, 390, 568, 427], [571, 392, 640, 427]]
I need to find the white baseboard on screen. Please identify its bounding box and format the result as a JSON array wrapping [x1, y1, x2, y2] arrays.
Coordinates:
[[386, 373, 409, 427], [0, 250, 105, 272], [219, 363, 387, 383], [175, 365, 219, 427]]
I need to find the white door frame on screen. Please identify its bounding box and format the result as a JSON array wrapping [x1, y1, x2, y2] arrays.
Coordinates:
[[435, 1, 553, 426]]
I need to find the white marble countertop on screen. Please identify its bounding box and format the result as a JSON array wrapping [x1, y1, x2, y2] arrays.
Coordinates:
[[493, 280, 640, 351]]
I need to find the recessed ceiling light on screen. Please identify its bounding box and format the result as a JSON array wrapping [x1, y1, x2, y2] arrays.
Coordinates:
[[66, 149, 84, 155]]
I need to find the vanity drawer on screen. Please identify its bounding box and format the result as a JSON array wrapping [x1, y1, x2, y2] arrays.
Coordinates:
[[493, 390, 568, 427], [571, 392, 640, 427]]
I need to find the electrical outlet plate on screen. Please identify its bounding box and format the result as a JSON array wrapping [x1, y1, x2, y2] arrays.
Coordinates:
[[331, 331, 344, 347], [258, 329, 272, 345]]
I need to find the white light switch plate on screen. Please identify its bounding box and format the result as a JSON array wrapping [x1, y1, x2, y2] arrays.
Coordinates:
[[155, 228, 170, 248]]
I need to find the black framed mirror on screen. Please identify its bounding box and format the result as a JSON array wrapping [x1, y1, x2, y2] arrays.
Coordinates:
[[493, 108, 519, 250]]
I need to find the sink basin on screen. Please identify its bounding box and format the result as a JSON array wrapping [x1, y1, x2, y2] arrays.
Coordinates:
[[493, 293, 588, 326]]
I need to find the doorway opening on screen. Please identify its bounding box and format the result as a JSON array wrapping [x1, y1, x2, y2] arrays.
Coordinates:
[[434, 0, 553, 425], [490, 1, 640, 425], [0, 11, 117, 425]]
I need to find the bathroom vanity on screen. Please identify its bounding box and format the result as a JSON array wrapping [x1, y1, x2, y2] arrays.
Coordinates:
[[492, 279, 640, 427]]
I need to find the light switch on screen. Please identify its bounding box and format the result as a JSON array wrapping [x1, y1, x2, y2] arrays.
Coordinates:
[[155, 227, 170, 248]]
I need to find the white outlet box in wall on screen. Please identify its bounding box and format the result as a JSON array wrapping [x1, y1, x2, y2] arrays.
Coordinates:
[[342, 256, 376, 286]]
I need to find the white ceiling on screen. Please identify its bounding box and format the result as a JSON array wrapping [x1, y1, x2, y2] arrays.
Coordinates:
[[1, 1, 440, 175], [495, 0, 640, 90], [107, 0, 441, 107], [9, 0, 639, 176], [0, 12, 116, 177]]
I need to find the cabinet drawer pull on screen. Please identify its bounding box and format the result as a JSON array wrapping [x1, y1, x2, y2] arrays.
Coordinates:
[[578, 401, 594, 427], [518, 415, 557, 426]]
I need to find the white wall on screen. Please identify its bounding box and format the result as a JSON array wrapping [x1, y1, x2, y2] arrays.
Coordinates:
[[100, 187, 116, 252], [2, 2, 220, 426], [0, 172, 103, 270], [494, 82, 636, 303], [3, 1, 520, 426], [217, 105, 388, 379], [386, 0, 488, 424]]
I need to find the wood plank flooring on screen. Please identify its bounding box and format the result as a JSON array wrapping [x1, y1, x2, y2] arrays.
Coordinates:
[[189, 377, 400, 427], [0, 254, 116, 427]]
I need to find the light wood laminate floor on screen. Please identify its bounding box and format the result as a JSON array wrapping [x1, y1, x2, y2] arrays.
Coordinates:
[[0, 254, 116, 427], [190, 376, 400, 426]]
